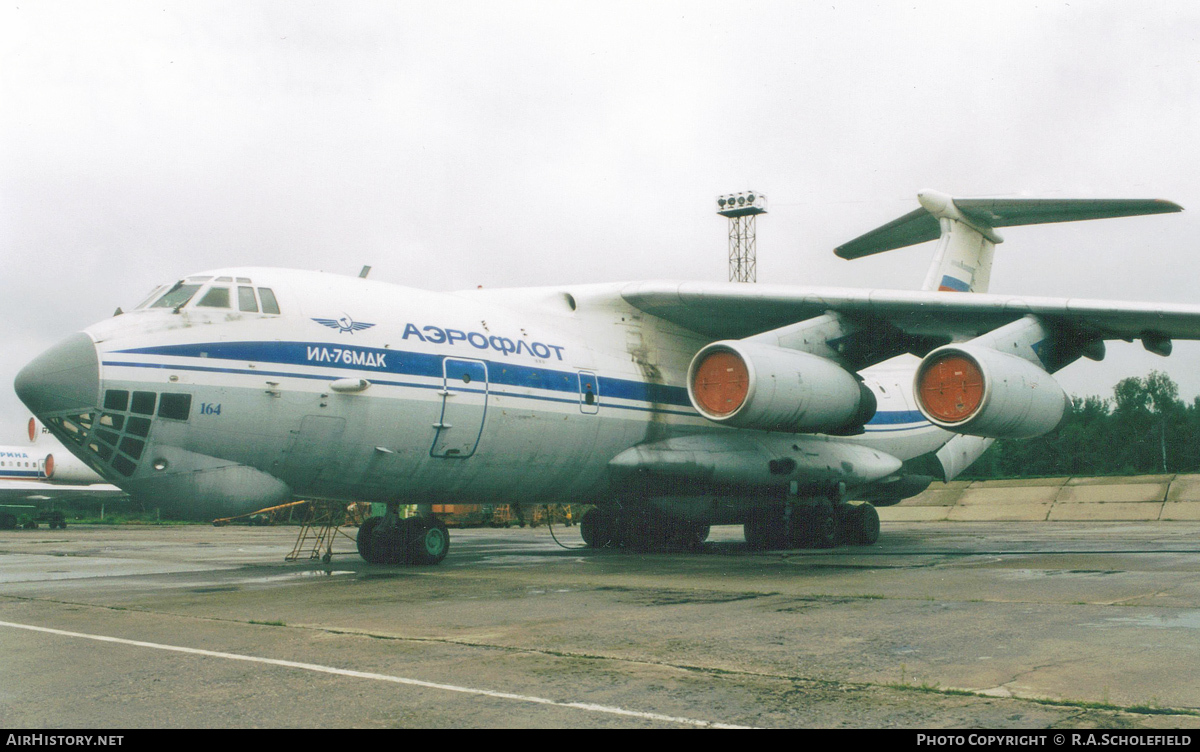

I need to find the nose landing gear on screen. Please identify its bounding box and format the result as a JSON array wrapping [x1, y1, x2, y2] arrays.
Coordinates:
[[357, 507, 450, 565]]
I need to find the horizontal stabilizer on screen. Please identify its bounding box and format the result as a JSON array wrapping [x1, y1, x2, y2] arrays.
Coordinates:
[[836, 194, 1182, 259]]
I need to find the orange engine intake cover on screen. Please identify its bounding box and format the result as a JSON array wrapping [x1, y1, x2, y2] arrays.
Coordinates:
[[918, 354, 984, 423], [692, 349, 750, 416]]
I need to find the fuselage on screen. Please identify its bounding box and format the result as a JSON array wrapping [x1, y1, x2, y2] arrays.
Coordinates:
[[17, 267, 953, 519], [0, 447, 46, 481]]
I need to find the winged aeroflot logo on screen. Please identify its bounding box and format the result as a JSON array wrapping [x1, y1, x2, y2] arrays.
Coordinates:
[[312, 315, 376, 334]]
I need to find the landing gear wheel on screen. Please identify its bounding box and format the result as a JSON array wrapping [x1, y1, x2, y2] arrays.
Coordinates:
[[408, 517, 450, 565], [370, 516, 410, 564], [797, 500, 839, 549], [616, 510, 654, 551], [843, 503, 880, 546], [744, 508, 786, 550], [580, 508, 615, 548], [357, 516, 382, 562]]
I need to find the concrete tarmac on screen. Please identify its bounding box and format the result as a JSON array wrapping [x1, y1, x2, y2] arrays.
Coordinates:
[[1, 521, 1199, 729]]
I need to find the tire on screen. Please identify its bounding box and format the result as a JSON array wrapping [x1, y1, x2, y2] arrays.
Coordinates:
[[616, 510, 653, 551], [370, 517, 408, 565], [0, 513, 17, 531], [356, 516, 382, 562], [408, 517, 450, 565], [744, 509, 785, 550], [845, 503, 880, 546], [580, 508, 614, 548], [798, 501, 839, 549]]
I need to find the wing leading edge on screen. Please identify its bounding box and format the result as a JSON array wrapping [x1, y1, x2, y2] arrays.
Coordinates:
[[621, 280, 1200, 351]]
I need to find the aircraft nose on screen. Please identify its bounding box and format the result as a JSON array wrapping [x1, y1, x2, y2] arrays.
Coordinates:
[[14, 332, 101, 416]]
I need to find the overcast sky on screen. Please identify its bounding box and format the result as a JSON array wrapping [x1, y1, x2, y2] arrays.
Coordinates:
[[3, 1, 1200, 438]]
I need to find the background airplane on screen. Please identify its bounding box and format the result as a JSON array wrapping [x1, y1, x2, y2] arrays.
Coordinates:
[[12, 192, 1197, 561], [0, 418, 125, 529]]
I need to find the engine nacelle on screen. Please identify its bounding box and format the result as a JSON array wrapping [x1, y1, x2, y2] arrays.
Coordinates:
[[687, 341, 876, 433], [914, 344, 1070, 439], [45, 452, 106, 483]]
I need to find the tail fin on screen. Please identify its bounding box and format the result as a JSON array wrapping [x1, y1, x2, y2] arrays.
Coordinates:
[[835, 191, 1182, 294]]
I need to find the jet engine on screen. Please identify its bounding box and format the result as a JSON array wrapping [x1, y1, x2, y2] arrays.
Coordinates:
[[914, 344, 1070, 439], [44, 451, 105, 483], [687, 341, 876, 433]]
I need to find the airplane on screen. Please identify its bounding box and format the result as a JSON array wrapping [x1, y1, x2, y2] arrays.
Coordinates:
[[0, 419, 125, 529], [13, 190, 1200, 563]]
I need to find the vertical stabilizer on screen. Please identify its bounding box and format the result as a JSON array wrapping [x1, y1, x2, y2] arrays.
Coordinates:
[[834, 191, 1181, 294], [915, 191, 1000, 293]]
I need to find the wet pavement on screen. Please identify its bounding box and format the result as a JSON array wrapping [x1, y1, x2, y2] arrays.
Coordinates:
[[1, 521, 1199, 728]]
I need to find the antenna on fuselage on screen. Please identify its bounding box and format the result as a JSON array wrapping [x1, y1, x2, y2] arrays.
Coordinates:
[[359, 265, 372, 279]]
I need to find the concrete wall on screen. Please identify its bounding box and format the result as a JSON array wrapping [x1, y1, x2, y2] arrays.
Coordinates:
[[878, 474, 1200, 522]]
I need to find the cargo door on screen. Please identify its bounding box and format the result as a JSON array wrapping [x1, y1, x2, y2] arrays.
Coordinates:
[[430, 358, 488, 459]]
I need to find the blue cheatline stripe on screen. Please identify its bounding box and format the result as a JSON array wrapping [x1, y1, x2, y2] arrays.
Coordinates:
[[100, 359, 702, 418], [868, 410, 925, 425], [0, 471, 43, 479], [114, 342, 695, 408], [106, 340, 928, 428]]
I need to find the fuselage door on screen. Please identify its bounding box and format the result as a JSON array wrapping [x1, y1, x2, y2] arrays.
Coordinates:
[[578, 370, 600, 414], [430, 358, 489, 459]]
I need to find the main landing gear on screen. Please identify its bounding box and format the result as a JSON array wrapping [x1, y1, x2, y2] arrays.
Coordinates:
[[579, 507, 710, 551], [744, 500, 880, 550], [357, 506, 450, 565]]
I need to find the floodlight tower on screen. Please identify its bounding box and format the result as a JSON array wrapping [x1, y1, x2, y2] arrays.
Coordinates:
[[717, 191, 767, 282]]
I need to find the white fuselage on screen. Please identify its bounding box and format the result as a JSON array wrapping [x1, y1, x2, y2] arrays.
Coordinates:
[[36, 268, 953, 519]]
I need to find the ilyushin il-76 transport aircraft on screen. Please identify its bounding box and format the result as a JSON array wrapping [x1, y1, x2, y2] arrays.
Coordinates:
[[15, 191, 1200, 564]]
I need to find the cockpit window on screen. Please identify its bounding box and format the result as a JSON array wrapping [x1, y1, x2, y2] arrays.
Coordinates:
[[150, 283, 202, 309], [196, 287, 232, 308], [237, 286, 258, 312], [134, 285, 169, 310], [258, 287, 280, 314]]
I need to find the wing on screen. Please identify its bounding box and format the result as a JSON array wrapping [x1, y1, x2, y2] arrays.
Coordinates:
[[621, 280, 1200, 356], [0, 481, 126, 503]]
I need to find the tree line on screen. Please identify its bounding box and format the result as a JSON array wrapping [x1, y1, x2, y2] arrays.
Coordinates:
[[964, 371, 1200, 479]]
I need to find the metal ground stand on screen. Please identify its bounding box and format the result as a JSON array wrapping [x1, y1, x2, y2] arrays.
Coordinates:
[[286, 501, 367, 563]]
